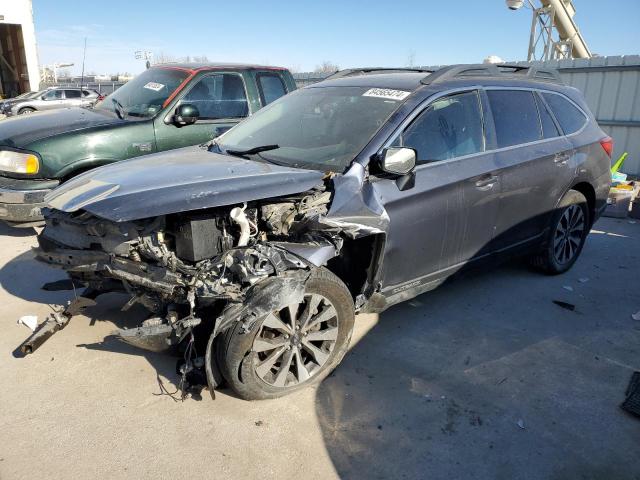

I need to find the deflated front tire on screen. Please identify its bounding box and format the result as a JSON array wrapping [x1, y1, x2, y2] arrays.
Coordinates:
[[216, 268, 355, 400]]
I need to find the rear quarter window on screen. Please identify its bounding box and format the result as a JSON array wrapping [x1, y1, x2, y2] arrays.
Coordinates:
[[542, 92, 587, 135], [257, 73, 287, 105], [487, 90, 541, 148]]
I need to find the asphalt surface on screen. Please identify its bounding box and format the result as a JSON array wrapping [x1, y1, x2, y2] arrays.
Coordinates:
[[0, 217, 638, 480]]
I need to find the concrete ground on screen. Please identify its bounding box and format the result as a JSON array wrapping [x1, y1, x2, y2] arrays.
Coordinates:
[[0, 217, 638, 480]]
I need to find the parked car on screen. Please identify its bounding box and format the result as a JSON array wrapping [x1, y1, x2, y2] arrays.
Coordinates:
[[0, 91, 42, 113], [0, 64, 296, 226], [2, 87, 100, 116], [28, 64, 611, 401]]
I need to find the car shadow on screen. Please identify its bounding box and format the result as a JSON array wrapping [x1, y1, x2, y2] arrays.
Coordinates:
[[0, 221, 36, 237], [313, 224, 639, 480]]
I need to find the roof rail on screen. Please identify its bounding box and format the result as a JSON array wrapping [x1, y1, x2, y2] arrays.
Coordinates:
[[420, 63, 563, 85], [325, 67, 435, 81]]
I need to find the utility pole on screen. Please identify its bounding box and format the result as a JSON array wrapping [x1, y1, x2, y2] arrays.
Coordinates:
[[80, 37, 87, 88]]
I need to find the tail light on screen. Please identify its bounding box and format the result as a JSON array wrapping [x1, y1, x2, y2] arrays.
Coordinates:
[[600, 136, 613, 158]]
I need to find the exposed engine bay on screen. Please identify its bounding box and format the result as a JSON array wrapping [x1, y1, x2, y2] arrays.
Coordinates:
[[29, 185, 377, 397]]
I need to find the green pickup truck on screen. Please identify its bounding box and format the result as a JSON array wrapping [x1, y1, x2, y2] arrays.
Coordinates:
[[0, 63, 296, 226]]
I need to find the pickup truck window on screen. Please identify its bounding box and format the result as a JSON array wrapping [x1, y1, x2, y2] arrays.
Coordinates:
[[180, 73, 249, 120], [96, 67, 190, 119], [257, 73, 287, 105]]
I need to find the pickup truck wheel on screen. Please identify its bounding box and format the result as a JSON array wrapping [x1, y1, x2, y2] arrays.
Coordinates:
[[531, 189, 589, 275], [18, 107, 35, 115], [216, 268, 354, 400]]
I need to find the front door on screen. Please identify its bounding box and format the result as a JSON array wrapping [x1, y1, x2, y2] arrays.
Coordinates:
[[374, 90, 501, 293], [154, 72, 251, 152], [39, 89, 65, 110]]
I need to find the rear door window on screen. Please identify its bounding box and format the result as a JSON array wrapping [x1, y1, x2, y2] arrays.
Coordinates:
[[394, 90, 485, 163], [64, 90, 82, 98], [257, 73, 287, 105], [534, 92, 560, 139], [181, 73, 249, 120], [542, 92, 587, 135], [487, 90, 541, 148]]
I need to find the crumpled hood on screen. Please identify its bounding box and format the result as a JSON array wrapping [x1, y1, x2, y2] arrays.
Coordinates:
[[0, 107, 123, 148], [45, 146, 325, 222]]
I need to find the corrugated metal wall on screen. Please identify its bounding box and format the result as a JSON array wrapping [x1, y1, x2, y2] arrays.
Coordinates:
[[293, 55, 640, 175]]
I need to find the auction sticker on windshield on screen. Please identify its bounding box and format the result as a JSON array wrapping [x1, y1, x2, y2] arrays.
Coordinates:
[[143, 82, 165, 92], [363, 88, 410, 101]]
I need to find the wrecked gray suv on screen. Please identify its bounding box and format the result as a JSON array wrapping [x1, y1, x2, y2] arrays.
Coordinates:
[[27, 64, 611, 400]]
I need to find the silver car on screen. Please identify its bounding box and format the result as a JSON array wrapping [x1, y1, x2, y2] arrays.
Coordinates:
[[4, 88, 101, 116]]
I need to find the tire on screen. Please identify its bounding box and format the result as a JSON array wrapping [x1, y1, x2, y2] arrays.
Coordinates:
[[216, 268, 355, 400], [530, 189, 590, 275], [18, 107, 35, 115]]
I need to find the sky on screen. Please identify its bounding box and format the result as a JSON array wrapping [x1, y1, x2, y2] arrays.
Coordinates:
[[33, 0, 640, 76]]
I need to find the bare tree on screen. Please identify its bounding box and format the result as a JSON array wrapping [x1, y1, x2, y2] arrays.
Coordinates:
[[314, 61, 339, 74], [406, 50, 416, 68]]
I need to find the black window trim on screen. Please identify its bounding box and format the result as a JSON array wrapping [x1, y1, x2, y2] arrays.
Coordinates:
[[382, 87, 488, 170], [538, 89, 589, 137], [533, 90, 563, 138], [255, 71, 288, 107], [376, 85, 590, 173], [172, 71, 251, 123]]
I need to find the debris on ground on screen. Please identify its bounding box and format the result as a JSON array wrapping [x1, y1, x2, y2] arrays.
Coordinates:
[[17, 315, 38, 332], [553, 300, 576, 312], [516, 419, 525, 429], [578, 277, 590, 283], [632, 311, 640, 321], [621, 372, 640, 418], [562, 285, 574, 292]]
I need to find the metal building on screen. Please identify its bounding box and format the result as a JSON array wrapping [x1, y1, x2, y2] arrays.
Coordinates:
[[0, 0, 39, 97]]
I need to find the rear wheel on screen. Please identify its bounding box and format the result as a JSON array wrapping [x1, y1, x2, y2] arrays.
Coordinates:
[[18, 107, 35, 115], [216, 268, 354, 400], [530, 189, 589, 275]]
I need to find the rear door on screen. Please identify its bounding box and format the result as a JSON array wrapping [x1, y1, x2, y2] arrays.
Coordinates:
[[374, 89, 502, 292], [487, 88, 575, 249], [63, 89, 84, 107], [154, 72, 251, 151]]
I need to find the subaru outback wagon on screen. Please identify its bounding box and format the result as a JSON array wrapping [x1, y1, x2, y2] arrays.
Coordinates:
[[28, 64, 611, 401]]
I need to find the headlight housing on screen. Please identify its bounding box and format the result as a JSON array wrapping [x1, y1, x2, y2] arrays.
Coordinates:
[[0, 150, 40, 174]]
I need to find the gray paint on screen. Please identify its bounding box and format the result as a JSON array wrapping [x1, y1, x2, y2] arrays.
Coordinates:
[[45, 146, 325, 222]]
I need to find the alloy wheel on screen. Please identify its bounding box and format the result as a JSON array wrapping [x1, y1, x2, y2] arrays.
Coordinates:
[[252, 293, 339, 388], [553, 204, 585, 265]]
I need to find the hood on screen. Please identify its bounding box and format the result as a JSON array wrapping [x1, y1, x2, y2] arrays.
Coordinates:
[[46, 146, 325, 222], [0, 107, 123, 147]]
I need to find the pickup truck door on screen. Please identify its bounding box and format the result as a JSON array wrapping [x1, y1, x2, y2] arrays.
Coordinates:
[[374, 90, 501, 293], [154, 72, 253, 152]]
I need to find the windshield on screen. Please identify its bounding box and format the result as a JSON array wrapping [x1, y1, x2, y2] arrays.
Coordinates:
[[95, 67, 190, 119], [218, 86, 406, 171]]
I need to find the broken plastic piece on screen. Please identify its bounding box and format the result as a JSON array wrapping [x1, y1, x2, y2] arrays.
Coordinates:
[[18, 315, 38, 332], [517, 419, 525, 429], [562, 285, 574, 292], [553, 300, 576, 311], [632, 311, 640, 321]]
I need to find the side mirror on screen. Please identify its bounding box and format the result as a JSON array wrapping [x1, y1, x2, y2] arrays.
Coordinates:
[[174, 103, 199, 127], [378, 147, 416, 175]]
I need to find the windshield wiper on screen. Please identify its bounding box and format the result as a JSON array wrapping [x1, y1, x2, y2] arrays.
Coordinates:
[[111, 98, 126, 119], [225, 144, 280, 158]]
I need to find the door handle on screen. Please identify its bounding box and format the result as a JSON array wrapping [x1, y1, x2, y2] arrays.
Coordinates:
[[475, 175, 498, 190], [554, 153, 569, 165]]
